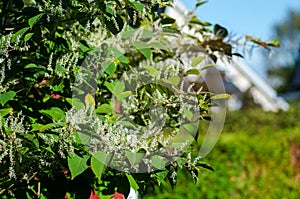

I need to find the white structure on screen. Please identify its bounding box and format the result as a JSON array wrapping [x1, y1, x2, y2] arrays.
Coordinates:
[[165, 0, 289, 112]]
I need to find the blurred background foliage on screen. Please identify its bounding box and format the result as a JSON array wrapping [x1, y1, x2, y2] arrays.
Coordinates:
[[266, 9, 300, 93], [144, 102, 300, 198]]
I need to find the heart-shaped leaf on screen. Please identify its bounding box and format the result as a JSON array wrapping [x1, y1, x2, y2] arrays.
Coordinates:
[[0, 91, 16, 106], [68, 153, 89, 180]]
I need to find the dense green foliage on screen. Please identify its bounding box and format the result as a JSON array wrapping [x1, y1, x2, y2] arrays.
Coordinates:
[[0, 0, 238, 198]]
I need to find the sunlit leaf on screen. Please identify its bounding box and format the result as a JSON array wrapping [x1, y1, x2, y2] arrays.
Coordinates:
[[84, 93, 96, 109], [126, 173, 139, 191], [95, 104, 112, 114], [143, 65, 159, 76], [0, 108, 13, 117], [91, 155, 106, 179], [185, 69, 200, 76], [40, 107, 65, 122], [191, 56, 205, 67], [151, 155, 168, 169], [125, 149, 145, 166], [65, 98, 85, 111], [68, 153, 89, 180], [131, 2, 144, 12], [211, 93, 231, 100], [52, 82, 64, 92], [25, 63, 45, 70], [111, 47, 129, 63], [24, 33, 34, 42], [28, 13, 44, 28], [12, 27, 29, 43], [149, 41, 169, 51], [154, 170, 169, 185], [133, 41, 151, 59], [0, 91, 16, 106], [76, 132, 91, 145], [91, 151, 111, 179]]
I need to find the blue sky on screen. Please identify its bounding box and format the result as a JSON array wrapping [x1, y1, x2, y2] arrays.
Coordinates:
[[180, 0, 300, 75], [183, 0, 300, 40]]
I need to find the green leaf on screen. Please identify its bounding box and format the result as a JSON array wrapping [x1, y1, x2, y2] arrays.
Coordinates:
[[131, 2, 144, 12], [0, 91, 16, 106], [91, 151, 111, 179], [167, 76, 181, 85], [232, 53, 244, 58], [183, 110, 194, 121], [91, 155, 106, 179], [111, 47, 129, 64], [125, 150, 145, 166], [183, 123, 198, 135], [24, 134, 39, 148], [0, 108, 13, 117], [191, 56, 205, 67], [132, 41, 151, 59], [116, 121, 136, 128], [12, 27, 29, 43], [151, 155, 168, 170], [30, 123, 45, 132], [24, 33, 34, 42], [149, 42, 169, 51], [196, 163, 215, 171], [52, 81, 64, 92], [76, 132, 91, 145], [154, 170, 169, 185], [196, 0, 207, 8], [40, 107, 65, 122], [201, 64, 216, 70], [42, 146, 55, 154], [121, 28, 136, 39], [184, 69, 200, 76], [28, 13, 44, 28], [68, 153, 89, 180], [25, 63, 45, 70], [143, 66, 159, 76], [95, 104, 112, 114], [39, 122, 63, 132], [92, 151, 112, 165], [105, 81, 127, 100], [79, 42, 91, 53], [211, 93, 231, 100], [85, 93, 96, 111], [160, 13, 176, 25], [189, 16, 210, 26], [65, 98, 85, 111], [102, 61, 117, 76], [126, 173, 139, 191], [55, 64, 67, 73], [141, 29, 153, 39], [267, 39, 280, 48]]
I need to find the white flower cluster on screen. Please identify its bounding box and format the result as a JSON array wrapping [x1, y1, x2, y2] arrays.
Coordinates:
[[0, 32, 30, 93], [0, 112, 28, 179]]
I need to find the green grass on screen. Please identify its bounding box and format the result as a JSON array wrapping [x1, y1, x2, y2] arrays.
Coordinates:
[[145, 106, 300, 199]]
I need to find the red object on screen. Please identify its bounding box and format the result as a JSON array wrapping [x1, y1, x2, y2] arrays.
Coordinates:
[[89, 189, 101, 199], [111, 192, 125, 199], [64, 190, 124, 199], [50, 93, 61, 99], [114, 100, 121, 113]]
